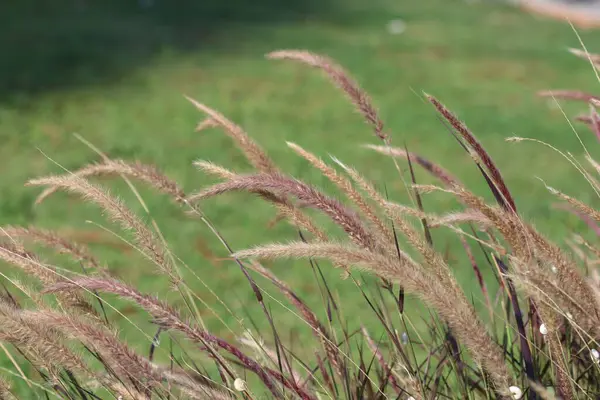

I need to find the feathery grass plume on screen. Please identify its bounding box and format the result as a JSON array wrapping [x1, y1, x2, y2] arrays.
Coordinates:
[[28, 309, 173, 396], [195, 117, 219, 132], [568, 47, 600, 67], [195, 161, 327, 242], [364, 144, 463, 187], [189, 173, 378, 251], [584, 105, 600, 142], [440, 184, 532, 258], [53, 323, 228, 400], [194, 162, 328, 241], [0, 241, 60, 287], [382, 202, 490, 230], [428, 210, 491, 229], [419, 182, 548, 389], [287, 142, 392, 244], [0, 226, 110, 323], [426, 95, 517, 213], [555, 203, 600, 236], [27, 175, 174, 276], [232, 241, 512, 394], [194, 160, 236, 180], [504, 273, 574, 400], [35, 160, 186, 205], [537, 90, 600, 103], [571, 234, 600, 261], [0, 300, 125, 396], [587, 154, 600, 178], [0, 241, 95, 315], [186, 96, 277, 174], [0, 316, 81, 379], [0, 226, 104, 273], [267, 50, 386, 141], [380, 202, 428, 220], [545, 184, 600, 225], [44, 277, 315, 400]]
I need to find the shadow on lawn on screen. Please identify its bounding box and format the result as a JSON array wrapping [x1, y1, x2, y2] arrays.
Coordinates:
[[0, 0, 334, 102]]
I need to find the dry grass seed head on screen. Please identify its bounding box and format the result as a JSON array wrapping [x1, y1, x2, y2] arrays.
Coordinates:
[[1, 225, 104, 273], [195, 161, 328, 241], [428, 210, 491, 229], [568, 47, 600, 67], [29, 309, 168, 395], [445, 185, 533, 259], [189, 173, 377, 250], [287, 142, 393, 244], [195, 160, 329, 240], [267, 50, 386, 141], [426, 95, 516, 212], [35, 160, 186, 205], [0, 300, 98, 385], [27, 175, 174, 277], [195, 117, 219, 132], [586, 154, 600, 177], [537, 90, 600, 103], [193, 161, 237, 180], [382, 202, 490, 230], [0, 241, 57, 286], [546, 184, 600, 226], [186, 96, 277, 174], [0, 241, 95, 315]]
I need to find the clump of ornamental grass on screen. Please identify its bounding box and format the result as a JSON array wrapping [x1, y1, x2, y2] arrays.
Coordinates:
[[0, 47, 599, 400]]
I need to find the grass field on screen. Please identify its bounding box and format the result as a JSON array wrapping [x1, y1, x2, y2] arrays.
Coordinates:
[[2, 0, 600, 394]]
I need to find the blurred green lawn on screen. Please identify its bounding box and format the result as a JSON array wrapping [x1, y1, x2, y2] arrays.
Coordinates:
[[2, 0, 600, 395]]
